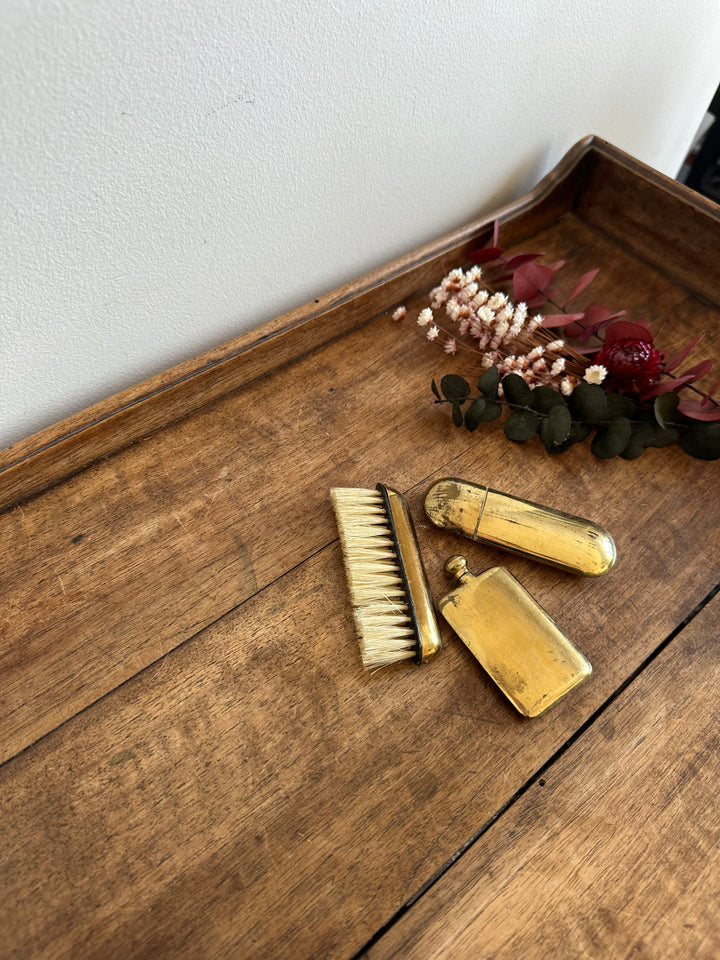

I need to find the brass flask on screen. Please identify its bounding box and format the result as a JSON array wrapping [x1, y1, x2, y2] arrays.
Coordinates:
[[438, 556, 592, 717]]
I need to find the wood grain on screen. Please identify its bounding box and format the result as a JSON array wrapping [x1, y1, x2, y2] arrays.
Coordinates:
[[0, 139, 718, 960], [577, 149, 720, 307], [366, 592, 720, 960], [0, 302, 472, 765], [1, 204, 718, 766], [0, 469, 716, 959]]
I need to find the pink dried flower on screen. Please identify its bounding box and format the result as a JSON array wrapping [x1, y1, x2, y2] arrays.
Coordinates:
[[413, 264, 591, 393]]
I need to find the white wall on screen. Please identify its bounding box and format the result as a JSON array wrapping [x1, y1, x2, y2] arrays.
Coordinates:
[[2, 0, 720, 450]]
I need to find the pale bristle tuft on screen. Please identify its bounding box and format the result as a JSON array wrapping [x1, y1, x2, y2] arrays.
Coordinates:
[[331, 487, 417, 669]]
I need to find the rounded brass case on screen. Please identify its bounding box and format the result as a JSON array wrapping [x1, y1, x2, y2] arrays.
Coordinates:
[[425, 478, 616, 576]]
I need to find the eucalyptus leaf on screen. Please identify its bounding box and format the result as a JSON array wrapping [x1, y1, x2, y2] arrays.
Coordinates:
[[502, 373, 533, 407], [620, 423, 654, 460], [441, 374, 471, 402], [451, 401, 464, 428], [654, 392, 679, 429], [591, 416, 632, 458], [605, 393, 636, 419], [505, 410, 540, 442], [680, 422, 720, 460], [646, 424, 681, 448], [568, 382, 607, 424], [464, 396, 486, 432], [477, 366, 500, 399], [551, 421, 592, 453], [540, 404, 572, 448], [431, 379, 441, 402], [620, 435, 645, 460], [531, 385, 567, 414], [478, 399, 503, 422]]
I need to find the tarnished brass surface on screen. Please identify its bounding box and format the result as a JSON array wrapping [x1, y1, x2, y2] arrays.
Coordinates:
[[425, 478, 616, 576], [439, 556, 591, 717], [380, 484, 442, 663]]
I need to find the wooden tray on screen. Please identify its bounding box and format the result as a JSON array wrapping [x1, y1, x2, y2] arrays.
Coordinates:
[[1, 136, 718, 959]]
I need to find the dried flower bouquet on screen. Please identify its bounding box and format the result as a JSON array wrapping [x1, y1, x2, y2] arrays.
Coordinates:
[[396, 225, 720, 461]]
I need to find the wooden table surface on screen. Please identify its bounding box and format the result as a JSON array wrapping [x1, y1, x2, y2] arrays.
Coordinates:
[[1, 138, 718, 959]]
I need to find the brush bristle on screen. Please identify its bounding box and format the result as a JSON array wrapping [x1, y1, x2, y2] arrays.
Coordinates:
[[331, 487, 417, 668]]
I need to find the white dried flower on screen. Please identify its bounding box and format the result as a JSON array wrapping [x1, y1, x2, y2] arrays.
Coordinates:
[[560, 378, 574, 396], [417, 308, 434, 327], [473, 290, 490, 308], [546, 339, 565, 352], [494, 319, 509, 341], [426, 324, 440, 341], [551, 358, 566, 376], [488, 292, 508, 310], [527, 346, 544, 361], [477, 305, 495, 325], [391, 305, 406, 322], [528, 314, 543, 333], [444, 338, 457, 355], [468, 319, 483, 339], [430, 288, 447, 310], [584, 364, 608, 385]]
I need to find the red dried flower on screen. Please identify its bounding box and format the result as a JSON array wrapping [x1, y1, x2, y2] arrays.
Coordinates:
[[595, 321, 664, 393]]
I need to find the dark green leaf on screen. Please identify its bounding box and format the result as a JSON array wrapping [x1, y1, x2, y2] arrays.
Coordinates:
[[477, 366, 500, 399], [540, 404, 572, 448], [591, 416, 632, 458], [620, 423, 654, 460], [441, 374, 471, 402], [550, 420, 592, 453], [680, 422, 720, 460], [568, 382, 607, 423], [530, 385, 566, 414], [502, 373, 533, 407], [431, 378, 441, 402], [451, 401, 464, 428], [464, 396, 487, 431], [505, 410, 540, 442], [646, 424, 680, 448], [654, 392, 679, 429], [620, 436, 645, 459], [571, 421, 592, 442], [478, 399, 503, 422], [605, 393, 636, 419]]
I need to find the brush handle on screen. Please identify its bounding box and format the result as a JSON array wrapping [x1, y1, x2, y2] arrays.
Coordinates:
[[380, 484, 442, 663]]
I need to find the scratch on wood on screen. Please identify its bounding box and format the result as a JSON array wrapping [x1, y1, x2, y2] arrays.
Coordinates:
[[231, 531, 258, 596]]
